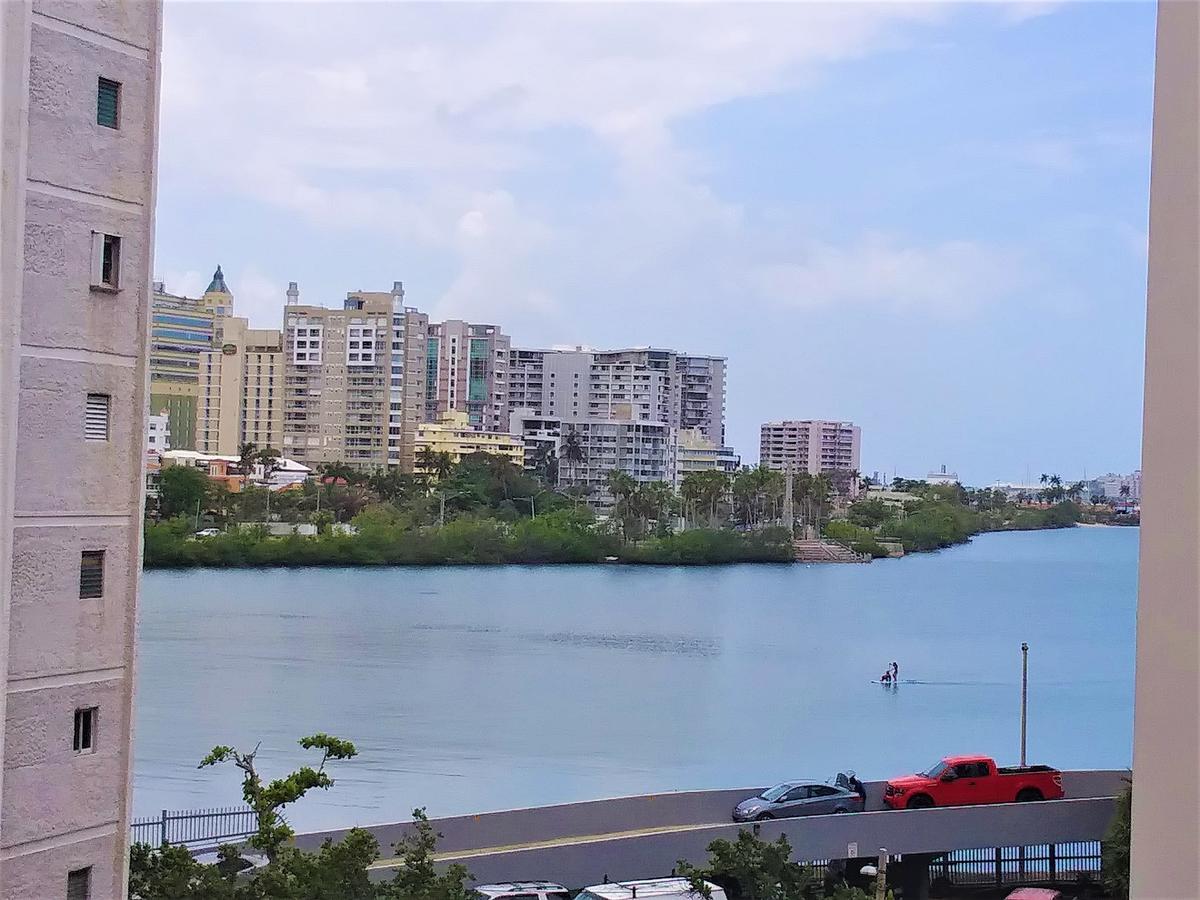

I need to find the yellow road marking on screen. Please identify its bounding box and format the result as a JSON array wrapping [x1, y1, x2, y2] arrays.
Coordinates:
[[368, 822, 725, 871]]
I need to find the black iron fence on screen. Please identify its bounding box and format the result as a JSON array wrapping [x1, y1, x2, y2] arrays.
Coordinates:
[[130, 806, 257, 850], [932, 841, 1102, 885]]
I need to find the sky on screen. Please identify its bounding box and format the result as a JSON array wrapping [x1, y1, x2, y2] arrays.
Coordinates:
[[153, 1, 1157, 485]]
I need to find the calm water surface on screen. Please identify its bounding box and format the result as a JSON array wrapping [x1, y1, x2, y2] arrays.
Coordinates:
[[134, 527, 1137, 831]]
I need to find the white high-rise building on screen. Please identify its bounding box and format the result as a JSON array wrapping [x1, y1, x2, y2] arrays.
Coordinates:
[[0, 2, 161, 898]]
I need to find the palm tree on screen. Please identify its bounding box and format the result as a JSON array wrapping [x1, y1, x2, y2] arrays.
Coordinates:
[[680, 472, 704, 529], [1040, 473, 1050, 486], [415, 446, 438, 479], [1119, 483, 1131, 502], [560, 431, 586, 487]]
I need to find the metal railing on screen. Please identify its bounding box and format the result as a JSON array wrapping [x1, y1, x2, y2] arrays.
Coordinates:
[[932, 841, 1102, 885], [130, 806, 257, 850]]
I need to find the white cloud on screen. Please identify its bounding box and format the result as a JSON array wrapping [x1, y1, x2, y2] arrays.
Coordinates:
[[158, 1, 956, 323], [750, 235, 1024, 315]]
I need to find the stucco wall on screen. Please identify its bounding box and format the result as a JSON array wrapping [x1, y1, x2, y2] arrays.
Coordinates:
[[27, 23, 155, 201], [0, 830, 122, 900], [8, 523, 136, 678], [1, 678, 127, 846], [21, 191, 150, 357], [32, 0, 155, 52], [14, 356, 140, 513]]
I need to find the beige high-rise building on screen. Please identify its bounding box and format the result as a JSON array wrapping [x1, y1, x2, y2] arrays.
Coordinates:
[[197, 317, 283, 456], [280, 282, 432, 473], [0, 2, 161, 899], [759, 419, 861, 476]]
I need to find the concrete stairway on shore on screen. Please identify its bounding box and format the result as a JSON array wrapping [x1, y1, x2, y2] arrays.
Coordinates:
[[793, 539, 870, 563]]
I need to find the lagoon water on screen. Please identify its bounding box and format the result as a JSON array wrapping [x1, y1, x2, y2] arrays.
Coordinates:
[[134, 526, 1137, 832]]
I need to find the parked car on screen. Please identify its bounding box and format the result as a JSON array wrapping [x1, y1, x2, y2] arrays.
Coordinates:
[[732, 774, 865, 821], [1005, 890, 1070, 900], [883, 755, 1064, 810], [578, 878, 726, 900], [474, 882, 570, 900], [194, 527, 221, 537]]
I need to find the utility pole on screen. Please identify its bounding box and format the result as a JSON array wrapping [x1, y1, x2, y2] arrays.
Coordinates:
[[1020, 641, 1030, 767], [874, 849, 888, 900], [782, 466, 794, 534], [194, 497, 201, 531]]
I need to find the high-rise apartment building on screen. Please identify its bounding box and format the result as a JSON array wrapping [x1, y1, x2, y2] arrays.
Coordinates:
[[675, 428, 740, 484], [508, 347, 727, 445], [424, 320, 511, 432], [0, 3, 161, 898], [377, 286, 429, 471], [148, 282, 215, 450], [196, 317, 283, 456], [282, 287, 396, 471], [759, 419, 861, 476], [556, 419, 677, 508]]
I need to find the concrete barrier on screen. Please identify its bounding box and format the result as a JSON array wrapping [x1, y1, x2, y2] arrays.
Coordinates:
[[295, 769, 1129, 860], [439, 797, 1118, 888]]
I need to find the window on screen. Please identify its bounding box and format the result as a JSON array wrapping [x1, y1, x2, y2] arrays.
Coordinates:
[[84, 394, 110, 441], [73, 707, 97, 752], [79, 551, 104, 599], [810, 785, 839, 797], [97, 77, 120, 128], [67, 867, 92, 900], [90, 232, 121, 290], [782, 786, 809, 802]]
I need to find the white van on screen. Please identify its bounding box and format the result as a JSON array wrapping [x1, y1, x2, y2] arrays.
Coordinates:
[[577, 877, 727, 900]]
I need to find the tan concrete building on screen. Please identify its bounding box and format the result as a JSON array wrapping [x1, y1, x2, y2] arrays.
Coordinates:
[[759, 419, 861, 476], [0, 2, 161, 898], [196, 316, 282, 456], [1130, 3, 1199, 897], [674, 427, 740, 486], [283, 286, 397, 471]]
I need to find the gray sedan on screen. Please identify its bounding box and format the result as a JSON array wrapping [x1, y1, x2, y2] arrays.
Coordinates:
[[732, 778, 864, 821]]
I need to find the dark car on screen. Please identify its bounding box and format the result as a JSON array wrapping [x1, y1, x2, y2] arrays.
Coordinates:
[[732, 775, 864, 821]]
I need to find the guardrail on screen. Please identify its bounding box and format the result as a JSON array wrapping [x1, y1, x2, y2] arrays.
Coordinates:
[[130, 806, 257, 850]]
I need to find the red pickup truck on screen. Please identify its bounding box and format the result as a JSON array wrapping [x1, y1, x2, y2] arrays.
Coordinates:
[[883, 755, 1064, 809]]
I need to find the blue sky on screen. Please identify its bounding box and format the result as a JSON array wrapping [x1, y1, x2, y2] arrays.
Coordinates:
[[154, 2, 1157, 484]]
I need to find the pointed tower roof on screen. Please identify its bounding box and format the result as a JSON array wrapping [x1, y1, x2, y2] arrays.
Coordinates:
[[205, 265, 230, 295]]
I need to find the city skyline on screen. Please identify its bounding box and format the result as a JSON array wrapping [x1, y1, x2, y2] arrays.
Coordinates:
[[153, 2, 1154, 483]]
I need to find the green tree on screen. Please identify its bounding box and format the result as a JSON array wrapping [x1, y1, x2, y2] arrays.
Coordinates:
[[846, 499, 895, 529], [1102, 781, 1132, 899], [380, 809, 475, 900], [237, 441, 259, 490], [199, 733, 358, 861], [677, 829, 821, 900], [158, 465, 211, 520]]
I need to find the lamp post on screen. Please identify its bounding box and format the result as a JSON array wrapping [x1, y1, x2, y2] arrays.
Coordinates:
[[1020, 641, 1029, 767], [438, 491, 463, 528]]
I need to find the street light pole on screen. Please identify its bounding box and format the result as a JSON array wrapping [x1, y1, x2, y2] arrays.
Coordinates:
[[1020, 641, 1029, 767], [874, 849, 888, 900]]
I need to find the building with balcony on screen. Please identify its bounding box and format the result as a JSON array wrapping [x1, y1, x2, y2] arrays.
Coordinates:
[[555, 418, 677, 509], [508, 346, 727, 446], [759, 419, 861, 477], [414, 410, 524, 470], [674, 427, 740, 485], [0, 1, 161, 896], [282, 286, 398, 472]]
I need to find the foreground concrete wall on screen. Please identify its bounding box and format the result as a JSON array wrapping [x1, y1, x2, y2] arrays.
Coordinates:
[[1133, 3, 1200, 899], [0, 1, 161, 898]]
